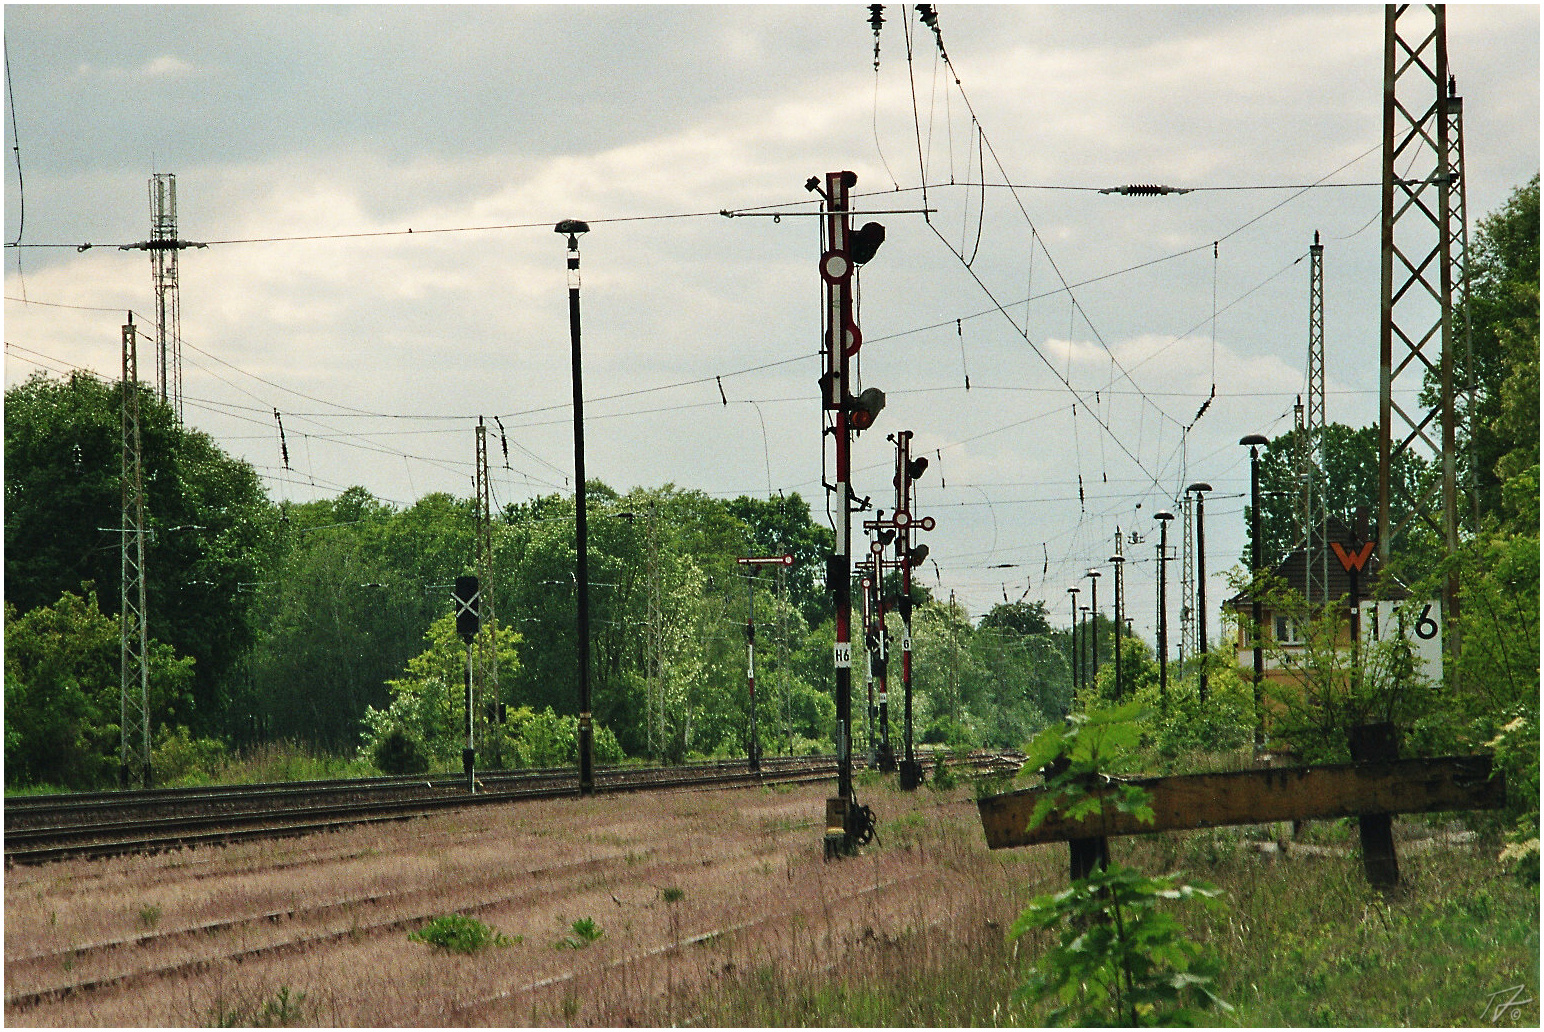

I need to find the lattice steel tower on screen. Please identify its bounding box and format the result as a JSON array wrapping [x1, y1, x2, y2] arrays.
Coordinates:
[[1378, 4, 1461, 644], [1445, 76, 1476, 532], [122, 174, 204, 422], [120, 318, 152, 788], [1179, 491, 1194, 663], [474, 419, 499, 741], [644, 506, 664, 761], [1302, 232, 1329, 605]]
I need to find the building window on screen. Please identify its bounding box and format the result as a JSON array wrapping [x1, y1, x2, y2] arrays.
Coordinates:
[[1274, 614, 1303, 644]]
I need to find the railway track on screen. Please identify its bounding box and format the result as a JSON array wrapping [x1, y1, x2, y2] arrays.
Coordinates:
[[4, 750, 1022, 866]]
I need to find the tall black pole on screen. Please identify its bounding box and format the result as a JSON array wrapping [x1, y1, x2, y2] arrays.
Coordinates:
[[1066, 586, 1080, 693], [1186, 483, 1213, 703], [559, 219, 594, 796], [464, 643, 476, 792], [1241, 435, 1269, 744], [1155, 509, 1174, 712], [1109, 553, 1125, 699], [1086, 569, 1100, 689]]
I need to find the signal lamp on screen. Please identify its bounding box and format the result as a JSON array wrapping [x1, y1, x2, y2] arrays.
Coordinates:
[[908, 543, 930, 567], [851, 222, 887, 266], [454, 575, 481, 644], [849, 386, 886, 431], [906, 456, 929, 480]]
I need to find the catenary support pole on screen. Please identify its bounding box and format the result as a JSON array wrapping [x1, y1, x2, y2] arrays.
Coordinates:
[[557, 219, 595, 796]]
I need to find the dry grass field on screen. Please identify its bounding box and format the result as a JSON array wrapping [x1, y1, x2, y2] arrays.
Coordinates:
[[4, 778, 1042, 1026], [5, 774, 1535, 1027]]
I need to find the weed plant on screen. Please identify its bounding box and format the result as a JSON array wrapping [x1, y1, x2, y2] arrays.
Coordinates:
[[408, 914, 517, 953], [554, 916, 604, 950]]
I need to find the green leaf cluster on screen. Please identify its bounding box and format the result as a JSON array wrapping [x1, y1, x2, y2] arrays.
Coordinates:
[[4, 587, 194, 788], [409, 914, 516, 953], [553, 916, 604, 950], [1012, 704, 1230, 1026], [1011, 864, 1231, 1026]]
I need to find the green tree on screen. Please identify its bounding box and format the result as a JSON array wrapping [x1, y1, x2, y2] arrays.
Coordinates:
[[979, 599, 1053, 637], [1245, 422, 1431, 570], [723, 492, 836, 627], [360, 613, 523, 768], [4, 586, 194, 789], [5, 371, 274, 739], [1436, 174, 1540, 523]]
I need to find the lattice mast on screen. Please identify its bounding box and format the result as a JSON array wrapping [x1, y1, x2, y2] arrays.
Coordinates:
[[150, 175, 183, 419], [120, 318, 152, 788], [1445, 76, 1476, 532], [122, 174, 204, 422], [644, 506, 664, 762], [474, 419, 498, 743], [1378, 3, 1460, 651], [1303, 233, 1329, 605], [1179, 492, 1195, 663]]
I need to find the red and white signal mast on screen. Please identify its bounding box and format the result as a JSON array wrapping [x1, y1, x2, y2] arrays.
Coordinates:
[[813, 170, 886, 857]]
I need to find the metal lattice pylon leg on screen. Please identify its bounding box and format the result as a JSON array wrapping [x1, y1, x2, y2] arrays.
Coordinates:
[[121, 320, 152, 789], [474, 420, 499, 754], [1305, 234, 1329, 607], [1378, 3, 1460, 661]]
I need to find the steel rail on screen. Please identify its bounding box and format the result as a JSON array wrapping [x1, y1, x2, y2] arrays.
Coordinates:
[[4, 751, 1021, 866]]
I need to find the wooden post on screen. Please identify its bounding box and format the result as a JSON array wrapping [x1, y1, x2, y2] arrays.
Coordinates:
[[1046, 755, 1109, 880], [1348, 722, 1401, 886]]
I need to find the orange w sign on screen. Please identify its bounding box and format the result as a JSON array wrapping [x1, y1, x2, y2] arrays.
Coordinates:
[[1331, 540, 1374, 573]]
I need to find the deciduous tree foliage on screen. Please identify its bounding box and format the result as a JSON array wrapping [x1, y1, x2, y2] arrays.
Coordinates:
[[4, 587, 194, 788], [5, 372, 273, 740]]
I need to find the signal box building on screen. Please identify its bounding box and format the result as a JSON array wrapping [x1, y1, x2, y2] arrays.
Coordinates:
[[1224, 519, 1420, 689]]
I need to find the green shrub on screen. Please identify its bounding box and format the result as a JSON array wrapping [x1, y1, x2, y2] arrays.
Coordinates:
[[371, 729, 429, 776], [1134, 667, 1257, 760], [151, 725, 229, 786], [929, 754, 957, 790], [409, 914, 517, 953], [1013, 703, 1231, 1026], [554, 916, 604, 950]]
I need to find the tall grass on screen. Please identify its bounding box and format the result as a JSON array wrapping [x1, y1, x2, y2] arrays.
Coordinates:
[[687, 825, 1537, 1027]]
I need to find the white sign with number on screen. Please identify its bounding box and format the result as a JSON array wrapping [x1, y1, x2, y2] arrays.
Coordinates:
[[833, 643, 852, 668], [1360, 599, 1442, 681]]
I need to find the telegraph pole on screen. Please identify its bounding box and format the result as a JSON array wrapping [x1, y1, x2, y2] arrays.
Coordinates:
[[119, 316, 152, 789], [1304, 233, 1329, 610], [1108, 548, 1125, 700], [556, 218, 595, 796], [1242, 434, 1270, 743], [644, 506, 664, 763], [1066, 585, 1080, 692], [815, 169, 886, 855]]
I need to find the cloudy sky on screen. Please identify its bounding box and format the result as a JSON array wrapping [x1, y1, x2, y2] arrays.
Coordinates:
[[5, 4, 1538, 642]]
